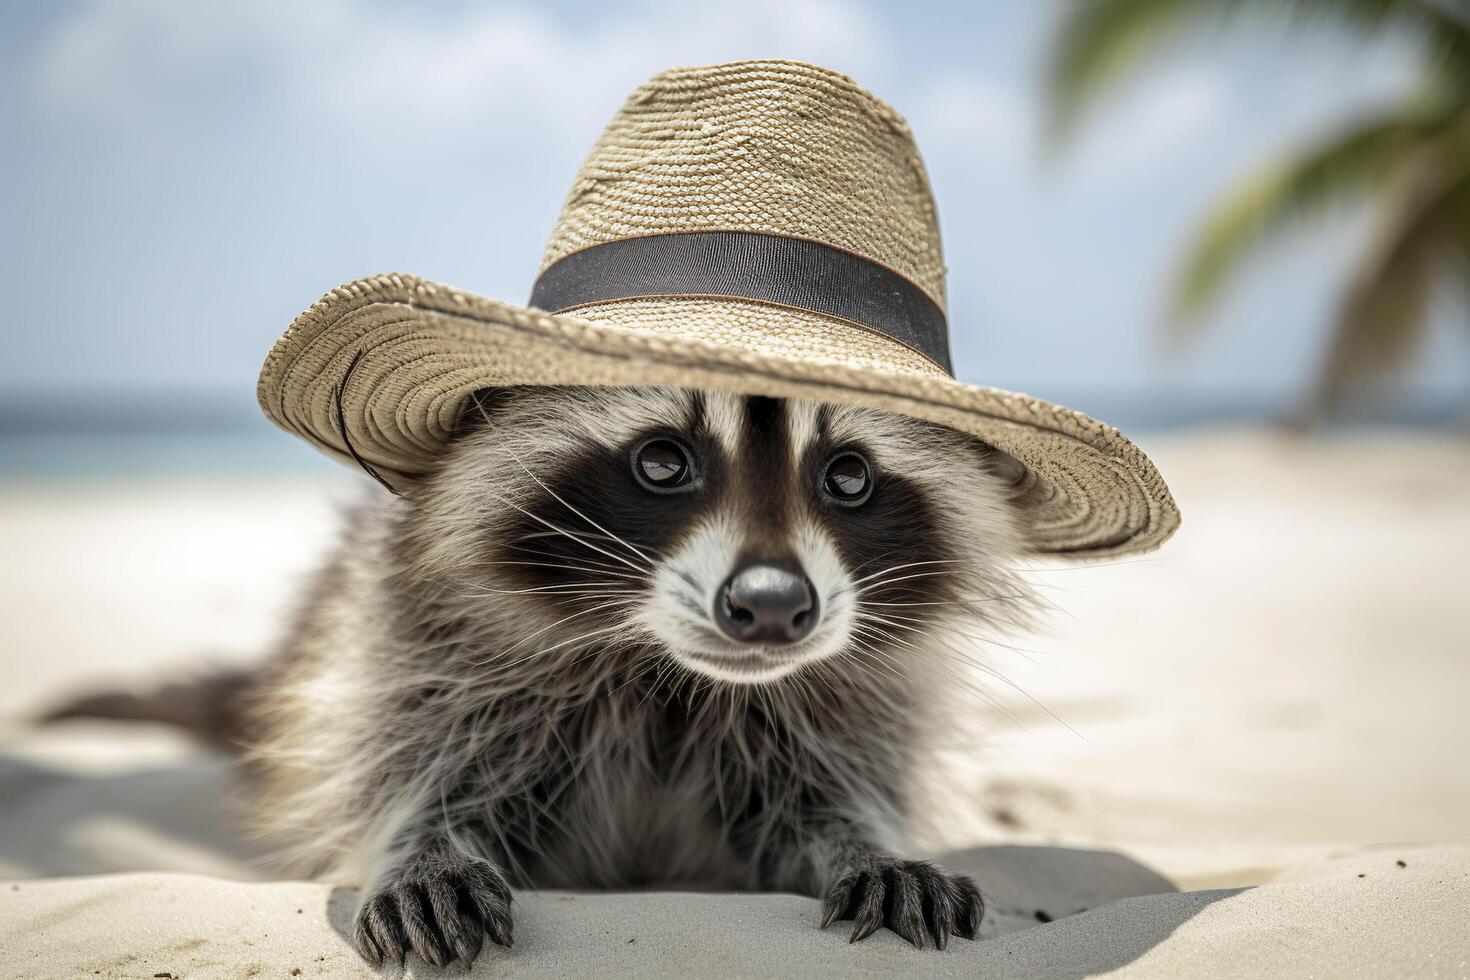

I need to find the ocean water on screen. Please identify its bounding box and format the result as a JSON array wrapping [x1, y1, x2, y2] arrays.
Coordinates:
[[0, 428, 338, 478]]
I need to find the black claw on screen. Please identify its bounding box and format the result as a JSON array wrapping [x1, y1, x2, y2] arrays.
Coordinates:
[[354, 894, 406, 966], [400, 884, 451, 968], [425, 876, 479, 967], [954, 875, 983, 940], [822, 857, 982, 950], [455, 930, 484, 970], [887, 867, 925, 948], [488, 911, 514, 947], [922, 873, 954, 950], [352, 922, 383, 967], [487, 912, 514, 950], [849, 873, 885, 943], [821, 871, 858, 929], [351, 857, 513, 969], [466, 865, 515, 948]]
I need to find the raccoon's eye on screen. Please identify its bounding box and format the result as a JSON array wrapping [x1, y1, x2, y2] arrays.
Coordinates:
[[633, 438, 694, 492], [823, 452, 872, 506]]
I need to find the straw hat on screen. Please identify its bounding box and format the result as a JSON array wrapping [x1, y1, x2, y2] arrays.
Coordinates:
[[258, 59, 1179, 558]]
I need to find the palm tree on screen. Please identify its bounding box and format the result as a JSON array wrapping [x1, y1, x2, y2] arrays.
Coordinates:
[[1046, 0, 1470, 422]]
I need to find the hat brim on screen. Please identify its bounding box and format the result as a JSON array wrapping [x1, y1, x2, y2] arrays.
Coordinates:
[[258, 273, 1179, 558]]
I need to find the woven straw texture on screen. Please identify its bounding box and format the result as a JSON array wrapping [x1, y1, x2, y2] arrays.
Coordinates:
[[542, 61, 947, 308], [256, 60, 1180, 557], [561, 298, 949, 378], [258, 274, 1178, 557]]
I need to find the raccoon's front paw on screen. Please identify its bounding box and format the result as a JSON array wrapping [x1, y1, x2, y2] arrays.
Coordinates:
[[820, 858, 982, 949], [353, 855, 513, 968]]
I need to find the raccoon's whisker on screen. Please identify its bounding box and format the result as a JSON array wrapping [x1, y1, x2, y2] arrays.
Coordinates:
[[516, 529, 660, 561], [931, 662, 1030, 730], [485, 490, 652, 574], [460, 582, 636, 597], [606, 649, 669, 698], [1021, 558, 1167, 574], [812, 655, 851, 694], [849, 558, 963, 587], [840, 652, 905, 714], [935, 635, 1090, 744], [787, 663, 833, 720], [638, 656, 684, 708], [850, 623, 949, 674], [461, 590, 636, 606], [930, 624, 1047, 668], [856, 644, 909, 687], [843, 548, 914, 581], [567, 636, 657, 676], [850, 622, 913, 651], [498, 442, 662, 567], [484, 556, 642, 581], [467, 590, 636, 604], [803, 658, 847, 707], [464, 587, 637, 602], [846, 630, 897, 662], [676, 669, 706, 719], [494, 599, 637, 660], [518, 530, 628, 545], [930, 620, 1050, 660], [517, 529, 662, 564], [1014, 579, 1085, 598], [498, 552, 643, 585], [862, 594, 1035, 608], [785, 663, 821, 710], [865, 620, 1083, 743], [944, 586, 1069, 616], [844, 637, 903, 681], [855, 612, 928, 633], [491, 620, 632, 672], [855, 609, 928, 627], [850, 625, 1021, 720], [856, 569, 952, 594]]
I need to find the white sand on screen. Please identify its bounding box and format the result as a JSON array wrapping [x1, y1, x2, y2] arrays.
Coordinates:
[[2, 429, 1468, 977], [5, 846, 1466, 979]]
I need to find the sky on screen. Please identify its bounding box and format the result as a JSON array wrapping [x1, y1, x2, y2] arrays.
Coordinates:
[[2, 0, 1467, 425]]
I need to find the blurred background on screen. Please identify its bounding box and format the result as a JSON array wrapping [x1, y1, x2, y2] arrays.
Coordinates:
[[1, 0, 1467, 886], [4, 0, 1469, 471]]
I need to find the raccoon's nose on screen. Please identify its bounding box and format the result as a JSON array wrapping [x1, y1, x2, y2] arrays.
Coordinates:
[[715, 563, 818, 645]]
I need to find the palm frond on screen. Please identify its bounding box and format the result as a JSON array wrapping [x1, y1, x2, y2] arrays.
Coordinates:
[[1168, 103, 1466, 324], [1436, 169, 1470, 297], [1300, 157, 1470, 417], [1045, 0, 1470, 146]]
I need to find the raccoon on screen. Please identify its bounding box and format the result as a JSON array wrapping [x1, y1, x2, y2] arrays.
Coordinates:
[[242, 384, 1036, 967]]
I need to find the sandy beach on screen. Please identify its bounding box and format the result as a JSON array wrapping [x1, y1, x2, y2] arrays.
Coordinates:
[[3, 428, 1468, 978]]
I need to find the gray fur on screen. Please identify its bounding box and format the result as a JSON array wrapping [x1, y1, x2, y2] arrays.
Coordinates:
[[244, 385, 1036, 965]]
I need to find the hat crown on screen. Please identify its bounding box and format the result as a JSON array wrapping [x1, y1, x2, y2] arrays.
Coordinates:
[[540, 60, 946, 308]]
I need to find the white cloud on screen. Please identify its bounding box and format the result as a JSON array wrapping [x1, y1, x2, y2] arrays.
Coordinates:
[[33, 0, 343, 111], [30, 0, 888, 141]]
